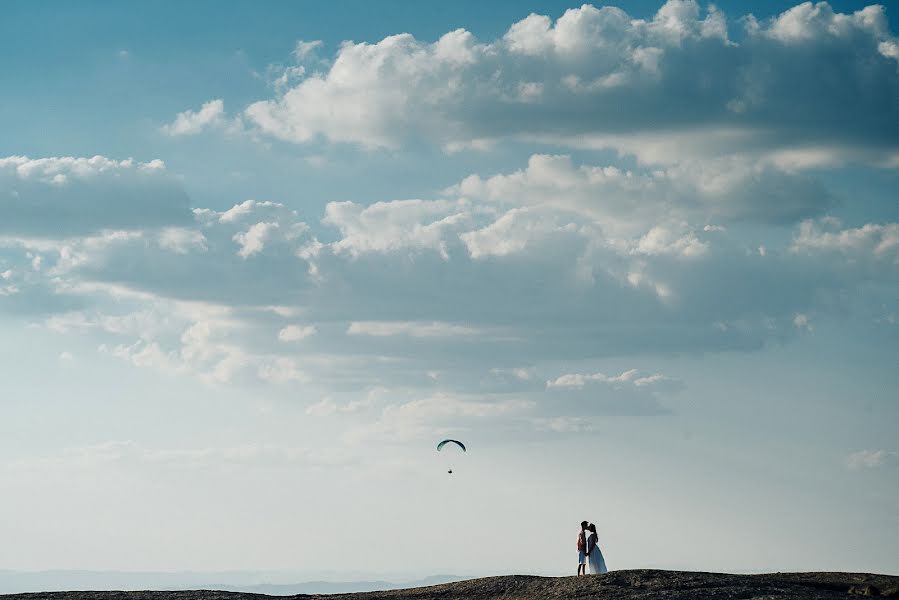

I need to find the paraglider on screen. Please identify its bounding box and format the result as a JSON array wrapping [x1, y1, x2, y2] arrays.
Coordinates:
[[437, 439, 466, 474], [436, 439, 466, 452]]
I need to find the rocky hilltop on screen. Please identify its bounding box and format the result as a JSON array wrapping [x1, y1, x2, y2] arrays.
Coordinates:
[[4, 570, 899, 600]]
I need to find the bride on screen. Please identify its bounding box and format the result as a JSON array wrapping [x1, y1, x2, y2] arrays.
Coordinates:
[[585, 523, 608, 574]]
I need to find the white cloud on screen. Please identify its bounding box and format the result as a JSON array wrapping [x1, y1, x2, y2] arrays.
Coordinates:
[[106, 340, 186, 375], [452, 153, 834, 230], [233, 221, 279, 258], [343, 363, 680, 441], [793, 220, 899, 263], [846, 449, 899, 470], [293, 39, 323, 61], [1, 152, 893, 404], [0, 155, 164, 183], [634, 225, 707, 258], [217, 199, 280, 224], [346, 321, 480, 338], [242, 2, 899, 167], [158, 227, 207, 254], [257, 357, 306, 384], [1, 1, 897, 511], [323, 199, 471, 259], [546, 368, 678, 390], [460, 207, 571, 259], [161, 99, 226, 136], [764, 3, 888, 45], [0, 155, 188, 237], [278, 324, 317, 342]]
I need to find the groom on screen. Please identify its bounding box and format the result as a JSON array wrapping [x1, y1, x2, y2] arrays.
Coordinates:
[[577, 520, 588, 576]]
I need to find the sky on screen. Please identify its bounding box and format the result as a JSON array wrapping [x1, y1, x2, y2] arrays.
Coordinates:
[[0, 0, 898, 582]]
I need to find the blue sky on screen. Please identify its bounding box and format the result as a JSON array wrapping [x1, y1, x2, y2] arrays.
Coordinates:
[[0, 0, 897, 580]]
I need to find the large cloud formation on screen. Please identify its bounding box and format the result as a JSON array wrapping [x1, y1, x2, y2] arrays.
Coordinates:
[[5, 3, 898, 442], [244, 1, 899, 166], [2, 152, 894, 405]]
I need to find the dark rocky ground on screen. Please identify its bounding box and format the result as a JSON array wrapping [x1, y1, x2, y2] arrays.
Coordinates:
[[4, 570, 899, 600]]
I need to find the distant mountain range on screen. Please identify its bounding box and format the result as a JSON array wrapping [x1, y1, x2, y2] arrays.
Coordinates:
[[0, 570, 468, 595], [220, 576, 467, 595]]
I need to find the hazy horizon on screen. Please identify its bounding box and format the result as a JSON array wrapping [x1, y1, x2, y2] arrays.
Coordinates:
[[1, 0, 897, 582], [0, 569, 472, 594]]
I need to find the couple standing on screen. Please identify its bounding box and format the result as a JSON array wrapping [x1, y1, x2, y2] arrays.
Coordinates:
[[577, 521, 608, 576]]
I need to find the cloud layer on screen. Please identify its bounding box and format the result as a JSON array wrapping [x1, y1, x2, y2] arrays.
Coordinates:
[[5, 2, 899, 444], [0, 156, 188, 237], [242, 1, 899, 167], [3, 144, 896, 444]]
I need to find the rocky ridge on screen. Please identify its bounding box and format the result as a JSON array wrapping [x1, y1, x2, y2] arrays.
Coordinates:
[[4, 570, 899, 600]]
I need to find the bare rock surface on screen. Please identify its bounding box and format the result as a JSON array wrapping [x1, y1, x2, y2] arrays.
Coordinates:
[[4, 570, 899, 600]]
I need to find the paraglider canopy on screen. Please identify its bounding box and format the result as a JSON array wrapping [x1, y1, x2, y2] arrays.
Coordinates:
[[437, 439, 465, 474], [436, 439, 466, 452]]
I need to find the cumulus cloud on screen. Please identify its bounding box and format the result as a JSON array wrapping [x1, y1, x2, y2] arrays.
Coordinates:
[[1, 151, 895, 435], [233, 221, 280, 258], [793, 219, 899, 264], [460, 207, 577, 259], [1, 157, 873, 364], [0, 155, 189, 236], [634, 226, 707, 258], [788, 218, 899, 299], [450, 153, 834, 228], [31, 197, 316, 307], [161, 99, 227, 136], [537, 368, 682, 417], [0, 155, 163, 182], [344, 364, 684, 442], [547, 368, 682, 390], [323, 199, 472, 259], [4, 4, 898, 461], [243, 2, 899, 166]]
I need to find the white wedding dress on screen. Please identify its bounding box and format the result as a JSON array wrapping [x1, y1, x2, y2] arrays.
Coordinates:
[[586, 533, 608, 574]]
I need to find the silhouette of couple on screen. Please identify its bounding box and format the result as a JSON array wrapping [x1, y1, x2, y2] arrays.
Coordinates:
[[577, 521, 608, 576]]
